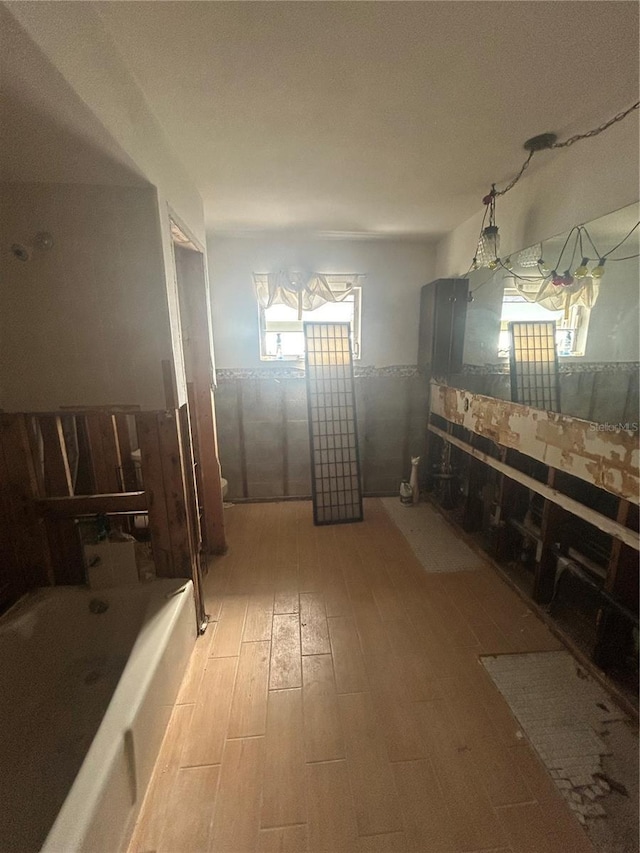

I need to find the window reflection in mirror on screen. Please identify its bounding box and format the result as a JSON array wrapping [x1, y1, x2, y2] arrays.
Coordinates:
[[456, 202, 639, 424]]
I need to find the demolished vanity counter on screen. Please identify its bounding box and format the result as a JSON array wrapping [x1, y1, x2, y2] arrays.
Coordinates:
[[430, 383, 639, 505]]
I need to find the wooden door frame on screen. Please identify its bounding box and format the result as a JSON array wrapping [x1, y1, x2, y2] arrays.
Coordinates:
[[168, 212, 227, 558]]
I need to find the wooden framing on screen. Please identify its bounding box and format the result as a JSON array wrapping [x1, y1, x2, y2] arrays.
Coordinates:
[[0, 408, 204, 621], [40, 416, 74, 496], [428, 381, 639, 699], [162, 358, 179, 410], [428, 423, 639, 551], [84, 413, 123, 493], [115, 414, 138, 491], [0, 415, 52, 602], [430, 383, 639, 504], [174, 243, 226, 554], [179, 403, 207, 628], [38, 492, 147, 518], [533, 469, 570, 603], [137, 411, 191, 578], [38, 414, 85, 584], [606, 499, 631, 593]]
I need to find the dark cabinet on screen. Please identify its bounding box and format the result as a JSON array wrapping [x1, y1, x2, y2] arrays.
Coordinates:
[[418, 278, 469, 377]]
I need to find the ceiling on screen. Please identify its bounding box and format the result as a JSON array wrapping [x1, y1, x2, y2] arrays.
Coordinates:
[[4, 2, 639, 239], [0, 5, 146, 187], [94, 1, 639, 238]]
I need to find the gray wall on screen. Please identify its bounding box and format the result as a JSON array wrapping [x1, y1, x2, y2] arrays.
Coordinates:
[[206, 235, 436, 499], [449, 366, 639, 425], [215, 371, 428, 500]]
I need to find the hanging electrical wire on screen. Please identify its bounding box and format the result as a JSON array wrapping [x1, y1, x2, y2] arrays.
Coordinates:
[[551, 102, 640, 148], [494, 151, 534, 198], [602, 221, 639, 257], [467, 101, 639, 282], [469, 219, 639, 297], [493, 101, 639, 199]]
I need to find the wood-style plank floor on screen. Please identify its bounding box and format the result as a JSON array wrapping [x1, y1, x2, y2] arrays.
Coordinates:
[[128, 499, 596, 853]]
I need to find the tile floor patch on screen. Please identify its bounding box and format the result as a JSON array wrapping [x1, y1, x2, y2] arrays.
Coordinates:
[[482, 651, 635, 838], [380, 498, 484, 573]]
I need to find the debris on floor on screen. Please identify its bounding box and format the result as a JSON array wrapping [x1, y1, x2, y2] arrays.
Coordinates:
[[483, 650, 639, 852]]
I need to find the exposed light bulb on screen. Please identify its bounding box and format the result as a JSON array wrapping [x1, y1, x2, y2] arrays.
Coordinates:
[[502, 256, 513, 270], [591, 259, 606, 279], [488, 259, 498, 270], [574, 257, 589, 279], [538, 259, 550, 274]]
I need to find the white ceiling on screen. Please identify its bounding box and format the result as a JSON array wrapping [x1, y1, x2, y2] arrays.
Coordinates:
[[5, 2, 640, 239], [94, 1, 639, 238], [540, 202, 640, 258], [0, 5, 146, 187]]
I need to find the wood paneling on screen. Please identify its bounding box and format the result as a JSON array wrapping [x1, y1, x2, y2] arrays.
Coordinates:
[[40, 416, 73, 496], [38, 415, 84, 584], [84, 413, 122, 493], [38, 492, 147, 518], [175, 244, 226, 555], [136, 410, 198, 579], [0, 414, 51, 607]]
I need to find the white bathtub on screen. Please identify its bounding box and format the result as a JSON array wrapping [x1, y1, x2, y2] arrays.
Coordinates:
[[0, 579, 196, 853]]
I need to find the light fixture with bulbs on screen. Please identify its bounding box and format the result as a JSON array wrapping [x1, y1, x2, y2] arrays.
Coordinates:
[[472, 187, 501, 270], [467, 100, 639, 279]]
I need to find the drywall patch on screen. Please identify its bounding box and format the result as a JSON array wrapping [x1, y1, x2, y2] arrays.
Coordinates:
[[482, 650, 639, 852]]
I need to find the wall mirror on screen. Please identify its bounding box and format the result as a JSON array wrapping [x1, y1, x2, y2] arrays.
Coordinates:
[[452, 202, 640, 424]]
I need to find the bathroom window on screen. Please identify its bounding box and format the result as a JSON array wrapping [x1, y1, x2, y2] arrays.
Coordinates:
[[258, 281, 361, 361], [498, 288, 590, 358]]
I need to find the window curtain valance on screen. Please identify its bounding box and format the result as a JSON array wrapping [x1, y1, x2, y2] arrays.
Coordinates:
[[254, 271, 362, 320], [513, 276, 600, 319]]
